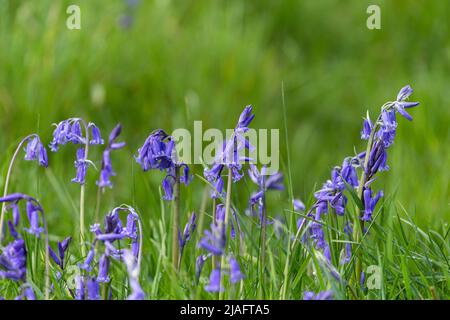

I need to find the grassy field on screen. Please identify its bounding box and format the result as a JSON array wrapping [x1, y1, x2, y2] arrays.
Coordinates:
[[0, 0, 448, 300]]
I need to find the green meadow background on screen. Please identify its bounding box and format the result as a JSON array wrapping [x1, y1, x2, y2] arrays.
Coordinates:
[[0, 0, 448, 250]]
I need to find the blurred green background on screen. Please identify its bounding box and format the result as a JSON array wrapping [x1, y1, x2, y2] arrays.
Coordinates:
[[0, 0, 448, 235]]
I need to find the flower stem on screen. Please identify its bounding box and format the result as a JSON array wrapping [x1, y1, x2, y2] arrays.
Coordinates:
[[0, 135, 34, 244], [172, 166, 181, 271], [211, 198, 217, 269], [352, 112, 383, 287], [219, 169, 233, 300], [79, 132, 90, 258], [259, 195, 267, 299]]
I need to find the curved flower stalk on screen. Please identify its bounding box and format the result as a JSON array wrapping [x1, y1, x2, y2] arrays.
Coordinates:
[[0, 134, 48, 244], [77, 205, 143, 300], [248, 165, 283, 297], [0, 193, 50, 300], [135, 129, 191, 270], [49, 118, 104, 256]]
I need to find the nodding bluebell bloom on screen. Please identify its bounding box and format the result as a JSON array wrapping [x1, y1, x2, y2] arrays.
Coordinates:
[[136, 129, 191, 201], [362, 188, 383, 221], [361, 112, 373, 140], [303, 290, 333, 300], [24, 201, 44, 238], [87, 277, 100, 300], [123, 250, 145, 300], [248, 164, 284, 225], [195, 255, 208, 280], [198, 221, 226, 256], [97, 254, 110, 283], [394, 85, 420, 121], [205, 269, 223, 292], [8, 221, 19, 239], [179, 212, 196, 253], [50, 118, 103, 184], [48, 236, 72, 269], [0, 239, 27, 281], [75, 275, 85, 300], [71, 147, 89, 185], [0, 193, 45, 239], [365, 140, 389, 180], [97, 124, 126, 189], [204, 106, 255, 198], [24, 135, 48, 168], [229, 257, 244, 284]]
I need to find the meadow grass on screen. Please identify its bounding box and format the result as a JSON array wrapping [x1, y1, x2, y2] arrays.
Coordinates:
[[0, 0, 448, 300]]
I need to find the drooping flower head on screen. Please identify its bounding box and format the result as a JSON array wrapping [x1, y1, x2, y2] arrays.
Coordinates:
[[204, 105, 255, 198], [135, 129, 191, 200], [179, 212, 197, 254], [23, 134, 48, 168], [303, 290, 333, 300], [49, 118, 104, 185]]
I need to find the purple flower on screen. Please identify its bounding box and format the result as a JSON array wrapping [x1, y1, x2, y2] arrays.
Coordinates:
[[205, 269, 223, 292], [97, 124, 125, 189], [303, 290, 333, 300], [23, 201, 44, 238], [361, 113, 373, 140], [229, 257, 244, 284], [293, 198, 305, 211], [0, 239, 27, 281], [204, 106, 255, 198], [97, 254, 110, 283], [88, 123, 104, 145], [195, 255, 207, 280], [198, 222, 226, 256], [48, 236, 72, 269], [136, 129, 191, 201], [71, 147, 89, 185], [87, 277, 100, 300], [24, 135, 48, 168], [394, 85, 420, 121], [362, 188, 384, 221], [179, 212, 196, 252]]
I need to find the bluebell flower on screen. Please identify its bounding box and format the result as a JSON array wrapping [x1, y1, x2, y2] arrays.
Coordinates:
[[24, 135, 48, 168], [303, 290, 333, 300], [0, 239, 27, 281], [362, 188, 383, 221], [394, 85, 420, 121], [50, 118, 103, 184], [97, 254, 110, 283], [48, 236, 71, 269], [97, 124, 125, 189], [24, 201, 44, 238], [229, 257, 244, 284], [204, 106, 255, 198], [205, 269, 223, 292], [136, 129, 191, 201], [195, 255, 207, 280], [198, 222, 226, 256], [71, 147, 89, 185], [179, 212, 196, 253], [361, 113, 373, 140], [87, 277, 100, 300]]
